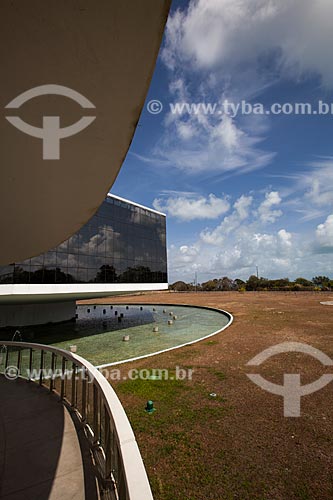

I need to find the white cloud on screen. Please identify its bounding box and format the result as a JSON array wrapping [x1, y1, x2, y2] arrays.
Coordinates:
[[316, 215, 333, 249], [163, 0, 333, 88], [200, 195, 253, 245], [169, 223, 297, 282], [153, 193, 230, 221], [167, 189, 333, 283], [257, 191, 282, 223]]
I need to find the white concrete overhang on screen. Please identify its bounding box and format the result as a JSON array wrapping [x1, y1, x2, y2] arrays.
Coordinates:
[[0, 283, 169, 304], [0, 0, 171, 265]]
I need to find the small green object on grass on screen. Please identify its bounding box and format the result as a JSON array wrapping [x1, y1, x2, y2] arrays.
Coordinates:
[[145, 400, 156, 413]]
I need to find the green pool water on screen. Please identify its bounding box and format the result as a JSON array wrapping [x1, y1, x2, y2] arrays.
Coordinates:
[[0, 304, 230, 366]]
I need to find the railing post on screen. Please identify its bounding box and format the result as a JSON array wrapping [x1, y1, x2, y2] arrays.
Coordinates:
[[5, 347, 9, 369], [50, 353, 56, 392], [39, 350, 44, 386], [105, 404, 112, 482], [93, 384, 99, 445], [81, 368, 87, 421], [71, 362, 76, 407], [28, 349, 33, 381], [17, 348, 21, 377], [60, 356, 66, 400]]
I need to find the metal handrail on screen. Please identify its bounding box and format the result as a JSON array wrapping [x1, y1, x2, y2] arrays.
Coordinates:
[[0, 341, 153, 500]]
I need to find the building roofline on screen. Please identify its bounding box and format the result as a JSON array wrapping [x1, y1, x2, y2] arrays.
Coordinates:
[[108, 193, 166, 217]]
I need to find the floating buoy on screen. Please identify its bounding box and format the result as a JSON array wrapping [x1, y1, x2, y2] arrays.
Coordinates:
[[93, 305, 96, 310], [103, 309, 106, 314], [115, 311, 118, 315], [123, 335, 130, 341], [169, 311, 173, 316], [173, 315, 177, 320], [110, 305, 113, 309], [126, 306, 129, 310], [168, 320, 173, 325], [140, 306, 143, 310], [145, 400, 156, 413], [163, 309, 167, 313], [153, 307, 156, 311], [153, 326, 159, 332], [69, 345, 77, 353], [120, 313, 124, 318], [87, 309, 90, 313]]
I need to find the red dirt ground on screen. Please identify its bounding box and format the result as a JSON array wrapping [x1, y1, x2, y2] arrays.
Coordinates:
[[79, 291, 333, 500]]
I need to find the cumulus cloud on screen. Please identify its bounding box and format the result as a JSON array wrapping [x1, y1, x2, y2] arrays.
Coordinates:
[[166, 187, 333, 282], [169, 223, 297, 282], [153, 193, 230, 221], [200, 195, 253, 245], [162, 0, 333, 87], [257, 191, 282, 223], [316, 215, 333, 249]]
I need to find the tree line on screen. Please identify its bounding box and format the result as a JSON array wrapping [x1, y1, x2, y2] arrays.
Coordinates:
[[170, 275, 333, 292]]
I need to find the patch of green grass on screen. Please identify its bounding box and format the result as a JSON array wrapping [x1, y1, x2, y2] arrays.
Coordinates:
[[295, 484, 311, 500], [117, 369, 189, 402], [207, 367, 227, 381]]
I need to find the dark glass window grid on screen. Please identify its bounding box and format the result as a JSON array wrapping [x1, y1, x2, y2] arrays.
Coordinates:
[[0, 197, 167, 285]]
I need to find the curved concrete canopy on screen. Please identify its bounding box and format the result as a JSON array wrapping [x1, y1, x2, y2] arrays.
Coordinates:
[[0, 0, 171, 265]]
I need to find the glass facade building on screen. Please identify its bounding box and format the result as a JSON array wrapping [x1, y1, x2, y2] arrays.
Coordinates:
[[0, 195, 167, 285]]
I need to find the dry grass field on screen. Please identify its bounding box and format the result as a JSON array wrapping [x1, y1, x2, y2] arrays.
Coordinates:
[[80, 291, 333, 500]]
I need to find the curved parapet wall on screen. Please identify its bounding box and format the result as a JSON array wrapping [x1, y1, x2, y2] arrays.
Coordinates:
[[0, 341, 154, 500], [0, 0, 171, 265]]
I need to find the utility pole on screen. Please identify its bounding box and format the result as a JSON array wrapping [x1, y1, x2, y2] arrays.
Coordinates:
[[256, 266, 259, 279]]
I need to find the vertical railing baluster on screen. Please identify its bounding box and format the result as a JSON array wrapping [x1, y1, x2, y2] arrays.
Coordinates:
[[105, 404, 112, 484], [39, 350, 44, 386], [81, 368, 87, 421], [28, 349, 33, 381], [93, 384, 99, 445], [5, 347, 9, 369], [71, 363, 76, 407], [50, 353, 56, 392], [17, 348, 21, 377], [60, 357, 66, 400]]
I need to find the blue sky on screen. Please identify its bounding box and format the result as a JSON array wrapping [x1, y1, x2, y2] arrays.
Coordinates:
[[112, 0, 333, 284]]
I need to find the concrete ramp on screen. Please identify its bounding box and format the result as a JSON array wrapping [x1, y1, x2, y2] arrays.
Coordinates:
[[0, 376, 98, 499]]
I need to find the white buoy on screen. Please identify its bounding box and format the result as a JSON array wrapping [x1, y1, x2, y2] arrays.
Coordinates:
[[163, 309, 167, 313], [153, 326, 159, 332], [69, 345, 77, 353], [169, 311, 173, 316], [123, 335, 130, 342], [173, 315, 177, 320], [168, 320, 173, 325]]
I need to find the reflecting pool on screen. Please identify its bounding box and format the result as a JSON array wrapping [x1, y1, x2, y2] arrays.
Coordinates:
[[0, 304, 231, 366]]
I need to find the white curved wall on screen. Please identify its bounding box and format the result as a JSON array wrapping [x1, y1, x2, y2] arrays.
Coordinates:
[[0, 0, 171, 265]]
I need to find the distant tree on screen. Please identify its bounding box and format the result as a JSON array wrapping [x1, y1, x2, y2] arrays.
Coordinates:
[[246, 275, 260, 291], [170, 281, 190, 292], [201, 279, 217, 291], [312, 276, 331, 288], [295, 277, 312, 287], [95, 265, 117, 283], [220, 276, 233, 291]]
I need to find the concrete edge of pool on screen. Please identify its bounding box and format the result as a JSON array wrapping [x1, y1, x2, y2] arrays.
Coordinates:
[[93, 304, 234, 369]]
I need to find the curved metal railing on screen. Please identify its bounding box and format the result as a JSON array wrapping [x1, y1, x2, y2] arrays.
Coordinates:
[[0, 341, 153, 500]]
